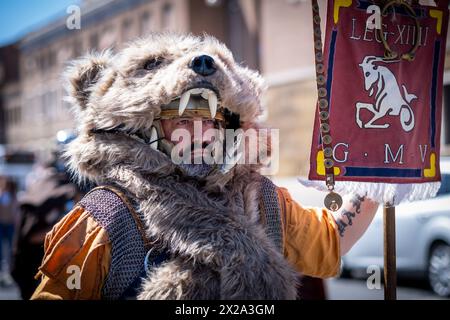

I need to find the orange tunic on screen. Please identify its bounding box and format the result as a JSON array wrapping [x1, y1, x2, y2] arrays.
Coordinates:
[[31, 187, 340, 300]]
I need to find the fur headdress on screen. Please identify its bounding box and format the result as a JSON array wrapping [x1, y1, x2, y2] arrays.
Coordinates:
[[64, 33, 267, 184]]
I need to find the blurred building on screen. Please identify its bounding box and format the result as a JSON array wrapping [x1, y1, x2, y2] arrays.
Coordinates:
[[2, 0, 260, 163], [0, 43, 20, 146], [0, 0, 449, 176]]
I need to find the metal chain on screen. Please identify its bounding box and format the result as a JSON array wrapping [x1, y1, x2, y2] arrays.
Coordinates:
[[311, 0, 342, 212]]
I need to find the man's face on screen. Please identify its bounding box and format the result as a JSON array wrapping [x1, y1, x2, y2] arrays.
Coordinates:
[[160, 117, 218, 163]]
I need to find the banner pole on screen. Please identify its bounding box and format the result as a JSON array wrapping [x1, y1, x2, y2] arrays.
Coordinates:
[[383, 202, 397, 300]]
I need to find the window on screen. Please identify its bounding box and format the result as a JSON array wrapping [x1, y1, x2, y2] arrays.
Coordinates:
[[36, 53, 44, 70], [140, 11, 152, 35], [25, 56, 36, 72], [90, 33, 99, 50], [31, 95, 43, 121], [7, 108, 15, 124], [73, 39, 83, 58], [15, 107, 21, 124], [48, 50, 56, 67], [122, 18, 134, 41], [100, 25, 116, 49], [23, 98, 33, 123], [41, 91, 57, 120], [41, 93, 49, 118], [39, 51, 54, 70], [6, 105, 21, 125], [162, 3, 173, 30]]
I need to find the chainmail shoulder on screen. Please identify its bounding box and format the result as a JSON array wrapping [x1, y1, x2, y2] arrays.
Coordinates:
[[78, 186, 147, 300], [259, 176, 283, 252]]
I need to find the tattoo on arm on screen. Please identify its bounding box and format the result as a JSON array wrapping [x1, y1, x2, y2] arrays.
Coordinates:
[[342, 210, 356, 225], [350, 195, 365, 214], [336, 218, 348, 237], [336, 195, 366, 237]]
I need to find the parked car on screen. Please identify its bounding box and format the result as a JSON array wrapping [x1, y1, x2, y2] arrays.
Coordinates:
[[342, 157, 450, 297]]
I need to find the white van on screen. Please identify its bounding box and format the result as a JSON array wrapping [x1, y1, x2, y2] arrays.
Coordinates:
[[342, 157, 450, 297]]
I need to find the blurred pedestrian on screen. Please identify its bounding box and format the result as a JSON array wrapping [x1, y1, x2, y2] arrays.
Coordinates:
[[10, 131, 86, 299], [0, 177, 19, 287]]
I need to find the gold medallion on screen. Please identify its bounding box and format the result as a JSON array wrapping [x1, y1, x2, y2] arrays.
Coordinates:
[[324, 191, 343, 212]]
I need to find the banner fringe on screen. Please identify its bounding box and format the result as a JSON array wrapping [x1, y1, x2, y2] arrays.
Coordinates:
[[297, 179, 441, 205]]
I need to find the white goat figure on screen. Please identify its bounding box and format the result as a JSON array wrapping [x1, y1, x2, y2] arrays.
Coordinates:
[[356, 56, 417, 132]]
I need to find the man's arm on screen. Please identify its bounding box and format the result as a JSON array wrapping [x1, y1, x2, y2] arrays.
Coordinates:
[[332, 194, 379, 256]]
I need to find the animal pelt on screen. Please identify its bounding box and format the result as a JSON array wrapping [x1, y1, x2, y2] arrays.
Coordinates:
[[63, 33, 298, 299]]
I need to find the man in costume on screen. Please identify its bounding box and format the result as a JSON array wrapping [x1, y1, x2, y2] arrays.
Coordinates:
[[31, 34, 379, 300]]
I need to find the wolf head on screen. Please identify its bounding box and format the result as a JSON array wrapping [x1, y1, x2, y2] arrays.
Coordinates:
[[64, 33, 266, 184]]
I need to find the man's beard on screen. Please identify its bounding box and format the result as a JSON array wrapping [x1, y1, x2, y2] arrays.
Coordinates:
[[176, 143, 215, 178], [178, 163, 214, 179]]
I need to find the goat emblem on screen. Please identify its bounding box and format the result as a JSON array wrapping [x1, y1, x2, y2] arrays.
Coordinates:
[[356, 56, 416, 132]]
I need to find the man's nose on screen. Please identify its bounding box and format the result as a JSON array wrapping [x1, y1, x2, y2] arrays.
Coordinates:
[[190, 55, 216, 76]]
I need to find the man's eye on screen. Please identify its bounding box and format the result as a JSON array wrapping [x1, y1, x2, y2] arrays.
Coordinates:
[[143, 58, 163, 70], [176, 119, 189, 125]]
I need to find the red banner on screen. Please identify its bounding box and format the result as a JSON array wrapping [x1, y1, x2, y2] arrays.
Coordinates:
[[309, 0, 449, 184]]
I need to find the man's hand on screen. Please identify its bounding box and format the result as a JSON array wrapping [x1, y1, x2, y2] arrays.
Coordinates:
[[332, 194, 380, 256]]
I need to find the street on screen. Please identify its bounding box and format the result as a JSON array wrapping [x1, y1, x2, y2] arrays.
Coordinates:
[[326, 278, 448, 300], [0, 285, 20, 300], [1, 278, 447, 300]]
